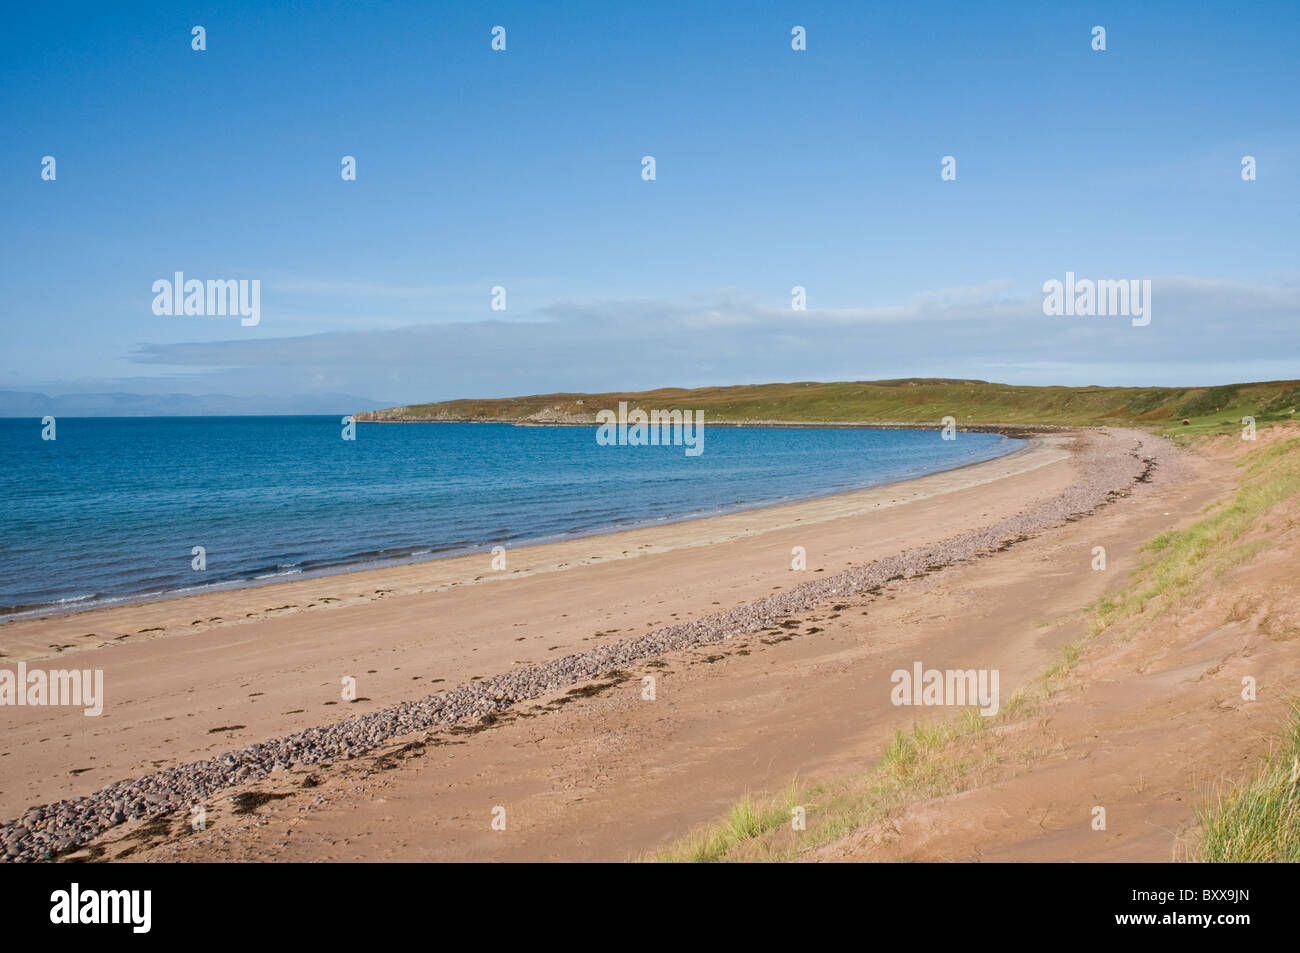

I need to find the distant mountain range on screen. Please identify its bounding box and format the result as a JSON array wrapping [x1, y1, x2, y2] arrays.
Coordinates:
[[0, 391, 391, 417]]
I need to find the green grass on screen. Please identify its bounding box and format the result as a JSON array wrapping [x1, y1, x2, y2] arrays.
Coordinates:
[[1089, 435, 1300, 634], [1195, 708, 1300, 862], [647, 710, 1018, 863], [647, 433, 1300, 862], [357, 378, 1300, 432], [649, 780, 804, 863]]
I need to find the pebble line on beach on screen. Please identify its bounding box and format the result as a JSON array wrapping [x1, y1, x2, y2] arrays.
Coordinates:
[[0, 430, 1170, 862]]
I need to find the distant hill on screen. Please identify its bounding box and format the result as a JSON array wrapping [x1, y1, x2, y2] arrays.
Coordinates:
[[355, 379, 1300, 434]]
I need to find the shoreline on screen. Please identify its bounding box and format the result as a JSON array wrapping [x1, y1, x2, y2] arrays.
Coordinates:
[[1, 430, 1038, 631], [0, 426, 1170, 860], [355, 415, 1084, 436]]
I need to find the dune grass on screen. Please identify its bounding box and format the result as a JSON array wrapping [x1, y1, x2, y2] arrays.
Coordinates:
[[649, 779, 805, 863], [1090, 435, 1300, 638], [1195, 708, 1300, 862], [645, 703, 1026, 863]]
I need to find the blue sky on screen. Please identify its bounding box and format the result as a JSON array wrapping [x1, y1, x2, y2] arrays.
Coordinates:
[[2, 1, 1297, 410]]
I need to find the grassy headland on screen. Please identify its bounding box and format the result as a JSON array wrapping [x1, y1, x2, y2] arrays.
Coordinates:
[[356, 378, 1300, 437]]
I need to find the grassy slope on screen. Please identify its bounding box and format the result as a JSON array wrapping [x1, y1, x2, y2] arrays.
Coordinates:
[[360, 379, 1300, 436], [647, 433, 1300, 862]]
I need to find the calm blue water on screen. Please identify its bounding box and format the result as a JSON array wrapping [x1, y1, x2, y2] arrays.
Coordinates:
[[0, 417, 1023, 617]]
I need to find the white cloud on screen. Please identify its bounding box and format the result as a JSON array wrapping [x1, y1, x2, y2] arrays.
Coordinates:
[[117, 274, 1300, 401]]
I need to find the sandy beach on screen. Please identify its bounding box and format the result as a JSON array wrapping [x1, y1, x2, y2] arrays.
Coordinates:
[[2, 425, 1266, 862], [8, 0, 1298, 920]]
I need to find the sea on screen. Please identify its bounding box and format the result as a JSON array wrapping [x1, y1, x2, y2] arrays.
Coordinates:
[[0, 417, 1024, 617]]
